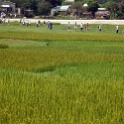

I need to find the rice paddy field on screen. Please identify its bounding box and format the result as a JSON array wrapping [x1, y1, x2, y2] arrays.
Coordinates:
[[0, 22, 124, 124]]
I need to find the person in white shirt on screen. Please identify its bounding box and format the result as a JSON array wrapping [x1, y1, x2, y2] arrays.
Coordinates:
[[98, 25, 102, 32], [80, 23, 83, 31], [116, 25, 119, 33]]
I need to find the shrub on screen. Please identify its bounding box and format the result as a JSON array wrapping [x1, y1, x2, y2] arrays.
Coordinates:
[[51, 9, 58, 16], [24, 11, 34, 18], [0, 44, 9, 49]]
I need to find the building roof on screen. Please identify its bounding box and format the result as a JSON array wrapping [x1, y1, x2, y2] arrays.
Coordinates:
[[1, 5, 10, 7], [53, 6, 61, 12], [25, 10, 33, 12], [98, 8, 106, 11], [1, 1, 15, 4], [95, 11, 110, 16], [59, 5, 71, 11], [65, 0, 75, 2]]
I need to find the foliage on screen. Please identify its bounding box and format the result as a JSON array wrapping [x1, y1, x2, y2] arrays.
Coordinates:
[[38, 0, 63, 7], [30, 0, 38, 14], [62, 1, 73, 5], [38, 2, 52, 15], [10, 0, 28, 8], [51, 9, 58, 16], [98, 0, 108, 4], [70, 4, 83, 17], [0, 44, 9, 49], [105, 1, 118, 19], [24, 11, 35, 18], [87, 0, 99, 18], [116, 3, 124, 19], [8, 0, 124, 19]]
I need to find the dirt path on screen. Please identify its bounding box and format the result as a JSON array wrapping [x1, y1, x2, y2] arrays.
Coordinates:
[[11, 19, 124, 25]]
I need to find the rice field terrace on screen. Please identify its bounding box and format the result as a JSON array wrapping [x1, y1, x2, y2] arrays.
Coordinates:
[[0, 22, 124, 124]]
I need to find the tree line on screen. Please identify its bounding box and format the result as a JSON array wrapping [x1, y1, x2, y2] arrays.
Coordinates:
[[3, 0, 124, 19], [70, 0, 124, 19], [5, 0, 62, 16]]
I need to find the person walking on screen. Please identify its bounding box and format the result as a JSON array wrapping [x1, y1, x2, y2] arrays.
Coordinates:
[[25, 20, 29, 26], [98, 25, 102, 32], [49, 22, 52, 30], [67, 22, 70, 30], [43, 21, 46, 26], [47, 21, 50, 29], [80, 23, 83, 31], [38, 20, 40, 27], [36, 21, 39, 27], [7, 18, 10, 25], [74, 22, 77, 31], [116, 25, 119, 33], [122, 30, 124, 35], [14, 13, 16, 18], [86, 23, 89, 31]]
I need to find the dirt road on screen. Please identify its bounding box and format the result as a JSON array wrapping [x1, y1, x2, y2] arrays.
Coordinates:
[[11, 19, 124, 25]]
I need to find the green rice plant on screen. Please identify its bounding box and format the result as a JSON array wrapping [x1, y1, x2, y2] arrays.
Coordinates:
[[0, 49, 123, 72], [0, 24, 124, 124], [0, 31, 124, 42], [0, 44, 9, 49], [0, 69, 123, 124]]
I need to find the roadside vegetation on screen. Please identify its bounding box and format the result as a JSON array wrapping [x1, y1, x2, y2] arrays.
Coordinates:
[[0, 23, 124, 124]]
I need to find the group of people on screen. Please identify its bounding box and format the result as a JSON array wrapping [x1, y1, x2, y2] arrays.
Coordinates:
[[67, 21, 124, 34], [115, 25, 124, 34], [19, 19, 53, 29], [0, 12, 10, 25], [36, 20, 41, 27], [0, 18, 10, 24], [68, 22, 89, 31], [68, 22, 100, 32], [36, 20, 52, 29], [20, 18, 31, 26], [1, 17, 124, 34], [47, 21, 52, 30]]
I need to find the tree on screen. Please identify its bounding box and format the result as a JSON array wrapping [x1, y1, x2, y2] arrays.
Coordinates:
[[116, 3, 124, 19], [38, 0, 62, 7], [87, 0, 99, 18], [98, 0, 108, 4], [70, 3, 83, 18], [38, 2, 52, 15], [105, 1, 119, 19], [11, 0, 38, 14], [29, 0, 38, 14], [10, 0, 29, 8]]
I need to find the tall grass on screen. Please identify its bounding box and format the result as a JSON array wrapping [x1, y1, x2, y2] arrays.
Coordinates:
[[0, 31, 124, 42], [0, 69, 123, 124]]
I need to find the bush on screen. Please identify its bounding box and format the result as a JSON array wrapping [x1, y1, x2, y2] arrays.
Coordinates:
[[0, 44, 9, 49], [24, 11, 34, 18], [51, 9, 58, 16]]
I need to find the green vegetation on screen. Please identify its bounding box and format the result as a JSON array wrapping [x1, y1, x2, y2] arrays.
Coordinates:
[[9, 0, 124, 19], [0, 23, 124, 124], [0, 43, 9, 49]]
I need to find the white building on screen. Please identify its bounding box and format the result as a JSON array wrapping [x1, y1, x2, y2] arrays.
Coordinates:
[[59, 5, 71, 12], [65, 0, 75, 2]]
